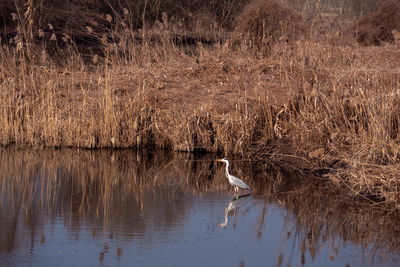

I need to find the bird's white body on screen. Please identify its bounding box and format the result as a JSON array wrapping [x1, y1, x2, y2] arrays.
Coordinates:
[[217, 158, 251, 192]]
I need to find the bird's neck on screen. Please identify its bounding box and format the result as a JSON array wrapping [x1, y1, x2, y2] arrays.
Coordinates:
[[218, 213, 228, 227], [225, 162, 230, 177]]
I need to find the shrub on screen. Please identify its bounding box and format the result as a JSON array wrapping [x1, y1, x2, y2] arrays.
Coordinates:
[[232, 0, 307, 53], [353, 0, 400, 45]]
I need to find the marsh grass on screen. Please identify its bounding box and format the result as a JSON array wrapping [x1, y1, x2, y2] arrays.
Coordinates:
[[1, 0, 400, 207]]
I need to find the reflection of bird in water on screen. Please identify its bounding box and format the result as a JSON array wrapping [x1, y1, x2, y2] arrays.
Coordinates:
[[217, 158, 251, 194], [218, 194, 251, 227]]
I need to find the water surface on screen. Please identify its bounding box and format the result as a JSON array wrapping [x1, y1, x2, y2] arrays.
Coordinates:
[[0, 148, 399, 266]]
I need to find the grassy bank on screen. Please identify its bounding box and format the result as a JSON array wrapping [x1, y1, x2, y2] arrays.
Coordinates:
[[1, 0, 400, 207]]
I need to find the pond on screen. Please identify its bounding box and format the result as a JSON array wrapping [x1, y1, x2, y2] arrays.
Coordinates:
[[0, 148, 399, 267]]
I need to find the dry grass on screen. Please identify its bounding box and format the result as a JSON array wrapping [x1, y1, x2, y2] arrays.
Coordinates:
[[1, 0, 400, 207], [352, 0, 400, 45], [232, 0, 307, 53]]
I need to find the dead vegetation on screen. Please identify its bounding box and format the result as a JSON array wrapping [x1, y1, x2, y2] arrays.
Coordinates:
[[232, 0, 307, 53], [352, 0, 400, 45], [1, 0, 400, 208]]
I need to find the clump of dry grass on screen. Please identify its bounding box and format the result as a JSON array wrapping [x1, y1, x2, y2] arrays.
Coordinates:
[[232, 0, 307, 54], [352, 0, 400, 45]]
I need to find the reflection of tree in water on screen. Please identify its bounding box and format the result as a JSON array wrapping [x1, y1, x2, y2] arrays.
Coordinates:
[[0, 147, 400, 265]]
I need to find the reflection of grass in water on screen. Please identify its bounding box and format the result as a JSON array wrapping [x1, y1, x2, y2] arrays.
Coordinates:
[[0, 148, 225, 227], [1, 148, 399, 263], [0, 148, 230, 252], [252, 167, 400, 265]]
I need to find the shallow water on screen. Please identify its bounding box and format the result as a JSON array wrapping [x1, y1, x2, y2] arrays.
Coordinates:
[[0, 148, 399, 267]]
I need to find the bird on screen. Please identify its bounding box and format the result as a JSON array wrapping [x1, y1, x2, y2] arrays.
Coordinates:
[[216, 158, 251, 193]]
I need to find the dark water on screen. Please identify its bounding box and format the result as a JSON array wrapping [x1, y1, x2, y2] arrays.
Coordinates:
[[0, 148, 399, 267]]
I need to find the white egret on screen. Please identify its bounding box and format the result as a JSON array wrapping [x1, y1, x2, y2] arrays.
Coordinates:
[[216, 158, 251, 192]]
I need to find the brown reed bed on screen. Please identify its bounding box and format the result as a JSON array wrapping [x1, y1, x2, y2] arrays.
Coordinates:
[[1, 0, 400, 208]]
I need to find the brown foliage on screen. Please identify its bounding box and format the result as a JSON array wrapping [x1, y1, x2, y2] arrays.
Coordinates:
[[353, 0, 400, 45], [0, 0, 247, 45], [233, 0, 307, 53]]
